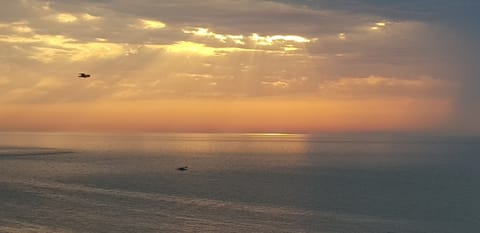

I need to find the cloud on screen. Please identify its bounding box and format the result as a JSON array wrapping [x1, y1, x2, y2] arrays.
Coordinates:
[[0, 27, 128, 63], [55, 13, 78, 23], [250, 33, 312, 45], [134, 19, 166, 30], [181, 26, 315, 53], [0, 21, 33, 33], [318, 76, 456, 98], [81, 13, 101, 21], [183, 27, 245, 45]]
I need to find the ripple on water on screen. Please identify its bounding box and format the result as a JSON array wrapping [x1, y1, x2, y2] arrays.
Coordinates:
[[0, 147, 75, 157]]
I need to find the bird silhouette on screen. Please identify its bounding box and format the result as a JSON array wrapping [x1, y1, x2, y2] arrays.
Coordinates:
[[78, 73, 91, 78]]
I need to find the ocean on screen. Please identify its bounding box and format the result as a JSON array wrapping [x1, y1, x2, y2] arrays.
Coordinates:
[[0, 132, 479, 233]]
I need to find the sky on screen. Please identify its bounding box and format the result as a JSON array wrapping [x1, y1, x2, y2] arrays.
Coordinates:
[[0, 0, 479, 134]]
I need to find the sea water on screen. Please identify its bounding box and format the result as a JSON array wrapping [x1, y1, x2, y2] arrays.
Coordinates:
[[0, 132, 479, 233]]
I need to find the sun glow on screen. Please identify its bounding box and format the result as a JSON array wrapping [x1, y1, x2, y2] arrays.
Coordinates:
[[246, 133, 296, 136], [0, 98, 452, 133], [165, 41, 216, 56]]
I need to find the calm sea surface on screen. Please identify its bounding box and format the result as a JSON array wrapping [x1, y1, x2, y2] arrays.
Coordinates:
[[0, 132, 479, 233]]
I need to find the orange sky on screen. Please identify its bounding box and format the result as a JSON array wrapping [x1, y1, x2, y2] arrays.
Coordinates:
[[0, 97, 452, 133], [0, 0, 477, 133]]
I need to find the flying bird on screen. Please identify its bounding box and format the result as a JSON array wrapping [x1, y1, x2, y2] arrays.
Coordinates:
[[176, 166, 189, 171], [78, 73, 91, 78]]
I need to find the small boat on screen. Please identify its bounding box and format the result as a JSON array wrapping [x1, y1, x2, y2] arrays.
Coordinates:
[[176, 166, 188, 171]]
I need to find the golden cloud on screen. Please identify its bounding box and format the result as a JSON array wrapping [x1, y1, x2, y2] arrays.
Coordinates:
[[0, 31, 127, 62], [369, 21, 391, 31], [0, 21, 33, 33], [82, 13, 101, 21], [151, 41, 257, 56], [183, 27, 245, 45], [56, 13, 78, 23], [0, 34, 75, 44], [182, 27, 314, 52], [136, 19, 166, 29], [250, 33, 312, 45]]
